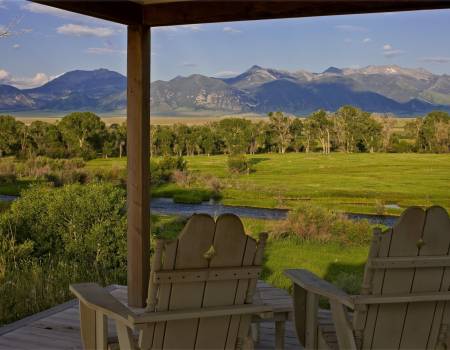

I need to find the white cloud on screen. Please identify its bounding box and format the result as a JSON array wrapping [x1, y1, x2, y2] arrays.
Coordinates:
[[223, 26, 241, 34], [382, 44, 404, 58], [22, 3, 75, 18], [362, 37, 372, 43], [12, 43, 20, 49], [0, 69, 50, 88], [0, 0, 6, 9], [57, 24, 115, 37], [214, 71, 238, 78], [344, 38, 352, 44], [86, 47, 126, 55], [335, 24, 366, 32], [419, 56, 450, 64], [0, 69, 10, 80], [153, 24, 203, 33]]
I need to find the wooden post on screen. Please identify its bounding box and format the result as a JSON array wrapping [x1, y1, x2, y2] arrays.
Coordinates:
[[127, 24, 150, 307]]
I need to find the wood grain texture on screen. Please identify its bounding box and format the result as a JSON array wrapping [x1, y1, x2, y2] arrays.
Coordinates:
[[127, 24, 151, 308]]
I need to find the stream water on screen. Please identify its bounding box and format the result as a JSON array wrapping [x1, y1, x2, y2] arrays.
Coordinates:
[[150, 197, 399, 227], [0, 195, 399, 226]]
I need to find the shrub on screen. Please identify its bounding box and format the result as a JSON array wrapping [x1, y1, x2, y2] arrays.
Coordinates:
[[173, 191, 207, 204], [0, 183, 127, 268], [151, 156, 187, 185], [227, 154, 252, 174], [270, 203, 372, 245]]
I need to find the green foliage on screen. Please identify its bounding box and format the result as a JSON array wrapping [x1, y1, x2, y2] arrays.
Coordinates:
[[227, 154, 252, 174], [58, 112, 106, 159], [0, 115, 24, 157], [270, 203, 372, 245], [0, 183, 127, 268], [150, 156, 186, 185], [172, 188, 212, 204]]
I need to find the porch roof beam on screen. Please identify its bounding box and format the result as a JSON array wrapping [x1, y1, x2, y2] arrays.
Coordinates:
[[31, 1, 450, 27], [143, 0, 450, 27], [32, 1, 142, 25]]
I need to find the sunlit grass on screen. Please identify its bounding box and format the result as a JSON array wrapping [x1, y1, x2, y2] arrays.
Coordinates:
[[88, 153, 450, 214]]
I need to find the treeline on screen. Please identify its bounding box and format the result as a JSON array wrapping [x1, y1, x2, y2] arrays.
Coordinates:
[[0, 107, 449, 159], [0, 112, 125, 160]]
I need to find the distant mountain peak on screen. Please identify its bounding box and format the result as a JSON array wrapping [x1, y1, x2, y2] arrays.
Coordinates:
[[323, 67, 343, 74], [247, 65, 264, 71]]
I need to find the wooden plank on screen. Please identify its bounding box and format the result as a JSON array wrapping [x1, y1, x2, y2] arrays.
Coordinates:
[[153, 266, 261, 284], [127, 23, 151, 308], [329, 301, 356, 350], [162, 214, 216, 349], [400, 206, 450, 349], [195, 214, 248, 349], [225, 234, 257, 349], [150, 240, 178, 349], [369, 256, 450, 269], [79, 301, 96, 349], [143, 0, 450, 27], [305, 292, 318, 349], [369, 207, 426, 349]]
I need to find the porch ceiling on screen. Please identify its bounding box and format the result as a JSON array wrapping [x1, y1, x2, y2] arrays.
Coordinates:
[[32, 0, 450, 26]]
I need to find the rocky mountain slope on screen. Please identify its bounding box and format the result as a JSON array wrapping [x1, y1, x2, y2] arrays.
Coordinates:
[[1, 65, 449, 115]]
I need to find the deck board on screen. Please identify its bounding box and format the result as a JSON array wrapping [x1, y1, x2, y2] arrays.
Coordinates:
[[0, 283, 305, 349]]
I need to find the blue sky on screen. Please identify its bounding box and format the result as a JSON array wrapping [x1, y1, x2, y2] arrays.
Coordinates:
[[1, 0, 450, 88]]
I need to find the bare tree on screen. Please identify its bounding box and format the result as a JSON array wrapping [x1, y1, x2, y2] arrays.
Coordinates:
[[0, 16, 24, 38]]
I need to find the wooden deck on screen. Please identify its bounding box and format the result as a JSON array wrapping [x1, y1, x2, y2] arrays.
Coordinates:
[[0, 282, 303, 349]]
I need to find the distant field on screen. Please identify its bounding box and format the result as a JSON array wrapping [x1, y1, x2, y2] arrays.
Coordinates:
[[11, 113, 267, 126], [88, 152, 450, 214], [10, 113, 414, 127]]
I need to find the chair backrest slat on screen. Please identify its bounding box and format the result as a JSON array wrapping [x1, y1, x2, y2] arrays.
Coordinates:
[[358, 206, 450, 349], [147, 213, 264, 350], [195, 214, 252, 349]]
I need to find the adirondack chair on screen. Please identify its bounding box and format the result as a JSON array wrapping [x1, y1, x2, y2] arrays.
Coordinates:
[[285, 206, 450, 349], [70, 213, 271, 350]]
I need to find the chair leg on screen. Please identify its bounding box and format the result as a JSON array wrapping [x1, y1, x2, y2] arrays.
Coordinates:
[[275, 321, 285, 349], [116, 323, 136, 350], [251, 323, 260, 342], [79, 301, 107, 350]]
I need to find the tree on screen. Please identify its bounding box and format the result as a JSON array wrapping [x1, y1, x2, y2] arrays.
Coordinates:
[[310, 110, 332, 154], [217, 118, 252, 155], [58, 112, 106, 159], [268, 111, 292, 154], [289, 118, 303, 152], [0, 115, 22, 157], [415, 111, 450, 153], [302, 118, 316, 153], [378, 114, 397, 152], [102, 123, 126, 158], [28, 121, 66, 158]]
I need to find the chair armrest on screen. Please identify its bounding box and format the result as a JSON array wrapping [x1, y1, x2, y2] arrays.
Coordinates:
[[284, 269, 354, 309], [70, 283, 135, 327], [134, 304, 273, 325]]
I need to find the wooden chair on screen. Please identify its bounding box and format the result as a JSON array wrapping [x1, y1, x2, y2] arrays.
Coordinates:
[[285, 206, 450, 349], [70, 213, 271, 349]]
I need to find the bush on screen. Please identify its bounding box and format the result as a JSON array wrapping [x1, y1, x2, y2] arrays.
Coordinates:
[[270, 203, 372, 245], [150, 156, 187, 185], [173, 190, 210, 204], [227, 154, 252, 174], [0, 183, 127, 268]]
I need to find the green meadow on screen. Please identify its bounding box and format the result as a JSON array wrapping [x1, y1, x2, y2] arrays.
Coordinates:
[[88, 152, 450, 215]]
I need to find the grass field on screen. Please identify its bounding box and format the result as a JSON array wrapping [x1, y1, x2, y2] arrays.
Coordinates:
[[155, 214, 369, 294], [88, 152, 450, 215]]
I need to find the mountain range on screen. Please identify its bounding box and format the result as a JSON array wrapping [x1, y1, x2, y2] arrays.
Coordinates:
[[1, 65, 450, 116]]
